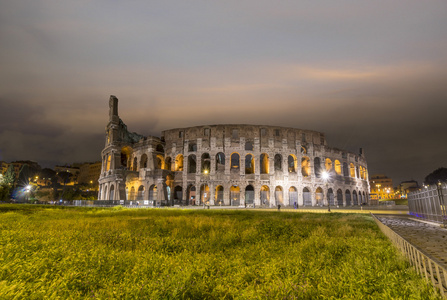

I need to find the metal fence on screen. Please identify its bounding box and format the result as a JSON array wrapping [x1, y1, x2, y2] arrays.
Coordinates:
[[408, 184, 447, 226], [372, 214, 447, 298]]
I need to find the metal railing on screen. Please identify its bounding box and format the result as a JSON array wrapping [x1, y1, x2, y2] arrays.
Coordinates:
[[372, 214, 447, 298], [408, 183, 447, 226]]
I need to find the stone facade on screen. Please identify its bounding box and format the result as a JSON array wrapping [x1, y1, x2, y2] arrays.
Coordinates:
[[98, 96, 370, 207]]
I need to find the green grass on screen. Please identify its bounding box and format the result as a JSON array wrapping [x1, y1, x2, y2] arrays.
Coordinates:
[[0, 205, 440, 299]]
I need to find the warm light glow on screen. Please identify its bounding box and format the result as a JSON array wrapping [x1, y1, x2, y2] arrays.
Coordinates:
[[204, 170, 208, 174], [25, 185, 32, 192]]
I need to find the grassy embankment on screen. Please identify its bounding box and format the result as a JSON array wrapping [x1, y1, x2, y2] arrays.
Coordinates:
[[0, 205, 440, 299]]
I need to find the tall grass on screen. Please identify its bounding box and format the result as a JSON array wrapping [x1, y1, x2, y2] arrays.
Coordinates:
[[0, 205, 441, 299]]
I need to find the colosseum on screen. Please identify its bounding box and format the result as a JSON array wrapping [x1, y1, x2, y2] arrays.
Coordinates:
[[98, 96, 370, 207]]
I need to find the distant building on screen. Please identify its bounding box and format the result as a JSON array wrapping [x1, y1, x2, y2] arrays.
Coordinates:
[[77, 162, 101, 190], [369, 174, 393, 200], [0, 161, 8, 175], [0, 160, 41, 179], [55, 165, 80, 185], [398, 180, 419, 198]]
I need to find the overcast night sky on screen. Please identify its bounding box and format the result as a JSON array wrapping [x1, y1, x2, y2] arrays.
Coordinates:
[[1, 1, 446, 185]]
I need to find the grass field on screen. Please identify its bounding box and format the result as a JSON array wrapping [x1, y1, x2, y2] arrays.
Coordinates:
[[0, 205, 441, 299]]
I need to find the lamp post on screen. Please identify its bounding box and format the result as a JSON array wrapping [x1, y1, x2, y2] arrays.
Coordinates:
[[437, 181, 446, 227]]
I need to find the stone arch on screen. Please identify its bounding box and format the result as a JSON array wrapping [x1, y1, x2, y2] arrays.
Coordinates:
[[231, 153, 240, 170], [336, 189, 343, 206], [350, 163, 356, 178], [216, 152, 225, 171], [334, 160, 341, 175], [275, 186, 284, 205], [187, 185, 196, 205], [156, 154, 165, 169], [140, 154, 148, 169], [174, 154, 184, 172], [289, 186, 298, 207], [130, 186, 136, 200], [173, 186, 183, 204], [274, 154, 282, 171], [133, 157, 138, 171], [245, 154, 255, 174], [301, 156, 310, 177], [121, 146, 132, 168], [201, 153, 211, 174], [149, 185, 157, 201], [165, 157, 172, 171], [188, 154, 196, 173], [230, 185, 240, 206], [137, 185, 144, 200], [215, 185, 224, 205], [109, 184, 115, 201], [303, 187, 311, 206], [245, 185, 255, 205], [353, 190, 358, 205], [325, 158, 332, 172], [260, 185, 270, 206], [288, 154, 297, 173], [315, 187, 323, 206], [327, 188, 334, 206], [260, 153, 269, 174], [345, 189, 351, 206], [200, 184, 210, 205], [314, 157, 322, 178]]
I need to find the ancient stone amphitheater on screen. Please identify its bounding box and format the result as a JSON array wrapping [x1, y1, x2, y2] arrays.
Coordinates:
[[99, 96, 370, 207]]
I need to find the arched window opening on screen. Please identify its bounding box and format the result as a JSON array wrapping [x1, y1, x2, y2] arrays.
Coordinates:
[[133, 157, 138, 171], [130, 186, 136, 201], [345, 190, 351, 206], [353, 190, 358, 205], [274, 154, 282, 171], [201, 153, 211, 174], [149, 185, 157, 201], [230, 185, 240, 206], [260, 153, 269, 174], [314, 157, 321, 178], [216, 153, 225, 171], [275, 186, 284, 205], [165, 157, 172, 171], [173, 186, 183, 204], [156, 154, 165, 169], [301, 156, 310, 177], [315, 187, 323, 206], [121, 147, 131, 168], [200, 184, 210, 205], [288, 155, 297, 173], [109, 185, 115, 201], [289, 187, 298, 207], [327, 188, 335, 206], [350, 163, 356, 177], [260, 185, 270, 206], [215, 185, 224, 205], [325, 158, 332, 172], [334, 160, 341, 175], [303, 187, 311, 206], [245, 185, 254, 205], [187, 185, 196, 205], [188, 155, 196, 174], [156, 144, 164, 153], [137, 185, 144, 200], [231, 153, 240, 170], [343, 162, 349, 177], [175, 154, 184, 172], [140, 154, 148, 169], [245, 154, 255, 174], [106, 155, 111, 171], [337, 189, 343, 206]]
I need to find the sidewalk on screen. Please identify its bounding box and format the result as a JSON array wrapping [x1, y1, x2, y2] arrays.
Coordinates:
[[376, 215, 447, 269]]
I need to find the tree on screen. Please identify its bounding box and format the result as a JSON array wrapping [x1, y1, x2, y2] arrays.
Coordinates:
[[1, 165, 16, 201], [57, 171, 73, 186], [424, 168, 447, 185]]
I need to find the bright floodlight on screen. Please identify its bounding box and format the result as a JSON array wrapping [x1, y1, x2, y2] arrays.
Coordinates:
[[25, 185, 32, 192], [322, 171, 329, 180]]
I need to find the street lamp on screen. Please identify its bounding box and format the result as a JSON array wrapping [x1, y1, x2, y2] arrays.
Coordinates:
[[25, 185, 32, 202]]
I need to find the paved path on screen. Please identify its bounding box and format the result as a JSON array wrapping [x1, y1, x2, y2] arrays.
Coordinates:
[[376, 215, 447, 269]]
